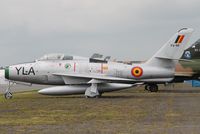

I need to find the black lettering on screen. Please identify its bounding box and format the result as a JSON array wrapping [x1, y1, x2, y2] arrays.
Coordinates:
[[16, 67, 35, 75], [29, 67, 35, 75], [22, 67, 28, 75], [16, 67, 22, 75]]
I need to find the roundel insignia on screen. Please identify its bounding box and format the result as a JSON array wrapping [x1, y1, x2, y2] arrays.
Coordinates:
[[184, 51, 191, 59], [131, 66, 143, 78], [65, 63, 71, 69]]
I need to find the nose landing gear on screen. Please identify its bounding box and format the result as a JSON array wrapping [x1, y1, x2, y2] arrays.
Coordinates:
[[4, 91, 12, 99], [145, 84, 158, 92], [4, 81, 14, 99]]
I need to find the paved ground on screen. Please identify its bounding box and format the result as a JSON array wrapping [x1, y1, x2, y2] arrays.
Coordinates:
[[0, 84, 200, 134]]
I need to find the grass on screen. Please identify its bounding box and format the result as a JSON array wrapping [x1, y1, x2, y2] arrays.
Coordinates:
[[0, 84, 200, 134], [0, 91, 147, 125]]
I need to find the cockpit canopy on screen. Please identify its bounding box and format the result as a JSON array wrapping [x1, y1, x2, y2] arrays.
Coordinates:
[[37, 53, 112, 63], [38, 53, 88, 61]]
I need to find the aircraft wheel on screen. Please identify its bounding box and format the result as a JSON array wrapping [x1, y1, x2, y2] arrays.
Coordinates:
[[4, 92, 13, 99], [145, 85, 149, 91], [85, 96, 90, 98], [85, 95, 101, 98], [98, 93, 102, 97], [85, 96, 96, 98], [149, 85, 158, 92]]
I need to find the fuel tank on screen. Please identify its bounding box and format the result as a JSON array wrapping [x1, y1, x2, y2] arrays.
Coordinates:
[[38, 83, 133, 95]]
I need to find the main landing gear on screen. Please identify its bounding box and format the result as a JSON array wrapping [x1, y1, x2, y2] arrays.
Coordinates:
[[145, 84, 158, 92], [4, 81, 14, 99], [85, 83, 102, 98]]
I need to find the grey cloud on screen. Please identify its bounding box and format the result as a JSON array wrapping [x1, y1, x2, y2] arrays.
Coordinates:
[[0, 0, 199, 65]]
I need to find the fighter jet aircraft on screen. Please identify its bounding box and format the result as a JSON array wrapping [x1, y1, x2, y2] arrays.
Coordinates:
[[174, 39, 200, 82], [3, 28, 194, 99], [117, 39, 200, 91]]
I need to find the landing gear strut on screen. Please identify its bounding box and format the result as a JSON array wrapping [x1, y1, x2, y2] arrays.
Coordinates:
[[4, 81, 14, 99], [85, 83, 100, 98], [145, 84, 158, 92]]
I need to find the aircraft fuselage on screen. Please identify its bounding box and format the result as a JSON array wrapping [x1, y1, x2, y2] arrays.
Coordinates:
[[5, 60, 174, 85]]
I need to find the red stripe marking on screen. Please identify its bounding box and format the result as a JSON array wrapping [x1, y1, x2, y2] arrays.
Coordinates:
[[74, 63, 76, 72], [178, 35, 185, 44], [101, 63, 103, 74]]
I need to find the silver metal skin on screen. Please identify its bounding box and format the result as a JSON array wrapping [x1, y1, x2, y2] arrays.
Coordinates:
[[4, 28, 194, 98], [38, 83, 133, 96]]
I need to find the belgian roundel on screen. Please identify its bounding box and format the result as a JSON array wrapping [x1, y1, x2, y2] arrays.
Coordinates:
[[131, 66, 143, 78]]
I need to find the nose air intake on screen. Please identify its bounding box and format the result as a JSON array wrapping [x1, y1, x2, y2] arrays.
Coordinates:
[[5, 67, 9, 79]]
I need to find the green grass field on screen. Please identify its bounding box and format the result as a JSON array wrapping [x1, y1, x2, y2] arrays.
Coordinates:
[[0, 85, 200, 134]]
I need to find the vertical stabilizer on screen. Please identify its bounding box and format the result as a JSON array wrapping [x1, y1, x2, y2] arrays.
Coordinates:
[[146, 28, 194, 68]]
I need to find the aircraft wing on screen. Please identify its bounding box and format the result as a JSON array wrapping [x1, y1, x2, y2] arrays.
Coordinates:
[[53, 73, 135, 84], [53, 73, 172, 85]]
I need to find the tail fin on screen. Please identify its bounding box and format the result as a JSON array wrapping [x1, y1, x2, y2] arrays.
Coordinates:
[[146, 28, 194, 68]]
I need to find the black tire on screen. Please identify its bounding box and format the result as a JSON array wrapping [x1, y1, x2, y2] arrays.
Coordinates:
[[145, 85, 148, 91], [149, 85, 158, 92], [4, 92, 13, 99]]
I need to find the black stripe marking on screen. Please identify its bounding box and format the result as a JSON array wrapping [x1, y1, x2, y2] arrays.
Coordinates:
[[175, 35, 180, 43]]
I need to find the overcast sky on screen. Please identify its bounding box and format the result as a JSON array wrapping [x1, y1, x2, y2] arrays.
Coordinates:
[[0, 0, 200, 65]]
